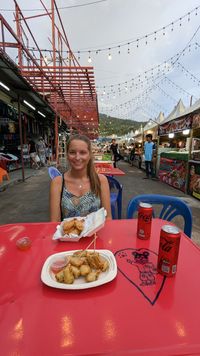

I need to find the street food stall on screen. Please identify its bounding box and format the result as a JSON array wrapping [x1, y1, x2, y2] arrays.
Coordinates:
[[188, 113, 200, 200], [158, 114, 192, 192]]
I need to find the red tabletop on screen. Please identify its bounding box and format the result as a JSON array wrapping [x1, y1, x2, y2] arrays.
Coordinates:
[[95, 166, 125, 176], [1, 219, 200, 355]]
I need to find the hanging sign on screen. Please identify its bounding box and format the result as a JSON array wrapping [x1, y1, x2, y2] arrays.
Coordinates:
[[192, 113, 200, 129], [159, 116, 192, 136]]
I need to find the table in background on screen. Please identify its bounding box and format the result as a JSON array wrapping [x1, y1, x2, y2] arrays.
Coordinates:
[[1, 219, 200, 355], [95, 166, 125, 176]]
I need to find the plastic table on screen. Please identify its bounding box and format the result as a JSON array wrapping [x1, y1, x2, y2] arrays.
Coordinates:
[[0, 219, 200, 355]]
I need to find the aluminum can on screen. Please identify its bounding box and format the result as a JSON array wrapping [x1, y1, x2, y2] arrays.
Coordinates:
[[157, 225, 181, 277], [137, 202, 153, 240]]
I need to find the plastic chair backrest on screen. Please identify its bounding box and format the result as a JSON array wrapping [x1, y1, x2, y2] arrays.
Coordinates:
[[106, 175, 123, 219], [48, 167, 62, 180], [126, 194, 192, 238]]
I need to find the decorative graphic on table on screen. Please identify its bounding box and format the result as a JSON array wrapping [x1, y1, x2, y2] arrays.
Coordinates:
[[115, 248, 166, 305]]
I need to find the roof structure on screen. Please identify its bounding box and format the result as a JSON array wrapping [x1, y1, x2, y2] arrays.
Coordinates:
[[0, 0, 99, 139], [160, 99, 185, 125]]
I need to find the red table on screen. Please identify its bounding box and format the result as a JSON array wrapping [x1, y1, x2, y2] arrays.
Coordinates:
[[95, 166, 125, 176], [1, 219, 200, 355]]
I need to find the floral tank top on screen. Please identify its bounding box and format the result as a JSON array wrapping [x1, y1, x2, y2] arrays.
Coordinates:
[[61, 176, 101, 218]]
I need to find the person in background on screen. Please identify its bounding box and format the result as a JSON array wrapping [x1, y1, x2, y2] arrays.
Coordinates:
[[110, 139, 123, 168], [46, 144, 52, 166], [143, 134, 155, 179], [50, 134, 112, 221], [129, 143, 135, 166], [36, 137, 46, 166], [28, 137, 40, 169]]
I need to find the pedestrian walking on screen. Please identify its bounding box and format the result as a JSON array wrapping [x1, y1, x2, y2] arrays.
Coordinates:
[[28, 137, 40, 169], [36, 137, 46, 166], [143, 134, 155, 179], [129, 143, 135, 166], [110, 139, 123, 168]]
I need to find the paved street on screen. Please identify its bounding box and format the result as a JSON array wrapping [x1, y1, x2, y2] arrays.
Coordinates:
[[0, 161, 200, 245]]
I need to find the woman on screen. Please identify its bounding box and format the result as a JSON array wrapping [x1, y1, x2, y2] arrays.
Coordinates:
[[50, 134, 112, 221]]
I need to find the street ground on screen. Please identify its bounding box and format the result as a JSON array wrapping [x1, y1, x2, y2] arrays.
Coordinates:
[[0, 161, 199, 245]]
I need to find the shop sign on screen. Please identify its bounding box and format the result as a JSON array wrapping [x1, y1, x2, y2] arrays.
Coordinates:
[[192, 114, 200, 129], [159, 116, 192, 136]]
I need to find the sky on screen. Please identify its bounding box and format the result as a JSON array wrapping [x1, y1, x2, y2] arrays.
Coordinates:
[[1, 0, 200, 122]]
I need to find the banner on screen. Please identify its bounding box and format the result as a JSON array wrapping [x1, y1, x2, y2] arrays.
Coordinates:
[[192, 113, 200, 129], [159, 116, 192, 136]]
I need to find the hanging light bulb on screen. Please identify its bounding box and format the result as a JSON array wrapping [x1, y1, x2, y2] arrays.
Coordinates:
[[88, 56, 92, 63], [108, 52, 112, 60]]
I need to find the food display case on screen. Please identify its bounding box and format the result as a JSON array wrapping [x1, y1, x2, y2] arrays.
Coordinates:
[[159, 151, 188, 192]]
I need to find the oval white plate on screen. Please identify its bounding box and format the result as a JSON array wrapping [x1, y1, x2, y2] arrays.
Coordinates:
[[41, 249, 117, 290]]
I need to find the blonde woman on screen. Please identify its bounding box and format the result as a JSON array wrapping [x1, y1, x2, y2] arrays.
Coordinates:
[[50, 134, 112, 221]]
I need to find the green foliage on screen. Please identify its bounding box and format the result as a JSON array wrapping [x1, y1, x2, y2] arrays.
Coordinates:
[[99, 113, 147, 136]]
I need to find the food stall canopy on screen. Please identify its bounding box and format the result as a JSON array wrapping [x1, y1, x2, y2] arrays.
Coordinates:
[[160, 99, 186, 125], [0, 1, 99, 139]]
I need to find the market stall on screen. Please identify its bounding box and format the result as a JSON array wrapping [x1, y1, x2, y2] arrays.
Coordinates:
[[158, 114, 192, 192], [188, 113, 200, 200]]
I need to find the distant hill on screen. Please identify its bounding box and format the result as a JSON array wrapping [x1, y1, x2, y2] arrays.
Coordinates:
[[99, 113, 147, 136]]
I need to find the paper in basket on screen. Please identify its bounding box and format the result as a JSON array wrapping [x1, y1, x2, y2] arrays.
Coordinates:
[[52, 208, 106, 242]]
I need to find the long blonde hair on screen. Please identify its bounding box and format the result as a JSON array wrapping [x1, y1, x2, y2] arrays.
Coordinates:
[[66, 134, 101, 197]]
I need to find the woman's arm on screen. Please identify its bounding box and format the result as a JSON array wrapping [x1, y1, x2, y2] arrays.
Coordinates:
[[49, 176, 62, 222], [99, 174, 112, 219]]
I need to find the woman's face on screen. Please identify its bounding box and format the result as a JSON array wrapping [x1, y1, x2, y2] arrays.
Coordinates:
[[67, 139, 91, 170]]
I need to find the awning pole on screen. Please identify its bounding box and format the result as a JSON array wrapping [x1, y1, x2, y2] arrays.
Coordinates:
[[18, 95, 25, 181]]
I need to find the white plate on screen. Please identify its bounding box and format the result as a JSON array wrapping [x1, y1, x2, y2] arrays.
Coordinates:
[[41, 249, 117, 290]]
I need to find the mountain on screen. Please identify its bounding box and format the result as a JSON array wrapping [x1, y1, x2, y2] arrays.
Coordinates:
[[99, 113, 147, 136]]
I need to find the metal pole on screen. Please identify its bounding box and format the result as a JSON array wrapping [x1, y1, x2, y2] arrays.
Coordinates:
[[18, 95, 25, 181]]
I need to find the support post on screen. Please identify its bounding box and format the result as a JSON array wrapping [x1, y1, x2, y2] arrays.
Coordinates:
[[18, 95, 25, 181]]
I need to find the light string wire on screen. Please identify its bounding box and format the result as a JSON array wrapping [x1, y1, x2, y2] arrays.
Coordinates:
[[23, 4, 200, 56], [0, 0, 109, 12]]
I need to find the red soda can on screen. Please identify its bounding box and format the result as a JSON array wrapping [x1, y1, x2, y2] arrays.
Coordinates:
[[157, 225, 181, 277], [137, 202, 153, 239]]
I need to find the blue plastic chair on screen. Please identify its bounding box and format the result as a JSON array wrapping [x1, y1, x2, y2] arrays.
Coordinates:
[[126, 194, 192, 238], [106, 175, 123, 219], [48, 167, 62, 179]]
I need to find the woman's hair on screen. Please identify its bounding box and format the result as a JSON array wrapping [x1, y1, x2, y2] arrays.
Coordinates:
[[66, 134, 101, 197]]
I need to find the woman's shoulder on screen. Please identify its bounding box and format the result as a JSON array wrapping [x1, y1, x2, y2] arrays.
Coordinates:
[[98, 174, 108, 184], [50, 175, 63, 188]]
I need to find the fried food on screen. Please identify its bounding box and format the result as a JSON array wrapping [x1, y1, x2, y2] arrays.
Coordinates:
[[71, 266, 81, 279], [62, 218, 85, 236], [55, 270, 64, 283], [53, 251, 109, 285], [80, 264, 91, 276], [63, 266, 74, 284], [63, 220, 75, 234], [85, 271, 100, 283]]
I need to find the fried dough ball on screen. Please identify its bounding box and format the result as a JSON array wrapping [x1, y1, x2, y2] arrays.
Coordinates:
[[69, 256, 85, 267], [63, 266, 74, 284], [85, 271, 100, 283], [71, 266, 81, 279], [63, 220, 75, 234], [67, 227, 80, 235], [80, 264, 91, 276], [55, 270, 64, 283], [75, 219, 85, 232]]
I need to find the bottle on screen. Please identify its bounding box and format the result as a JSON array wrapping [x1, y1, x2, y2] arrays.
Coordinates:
[[157, 225, 181, 277], [137, 202, 153, 240]]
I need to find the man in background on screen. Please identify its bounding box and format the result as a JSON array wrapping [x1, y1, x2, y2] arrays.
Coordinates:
[[143, 134, 155, 179], [110, 139, 123, 168]]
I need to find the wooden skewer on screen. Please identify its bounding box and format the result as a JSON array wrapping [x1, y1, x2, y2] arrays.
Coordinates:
[[79, 233, 98, 256]]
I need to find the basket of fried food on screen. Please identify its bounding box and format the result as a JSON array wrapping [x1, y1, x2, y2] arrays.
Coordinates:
[[41, 249, 117, 289], [53, 208, 106, 242]]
